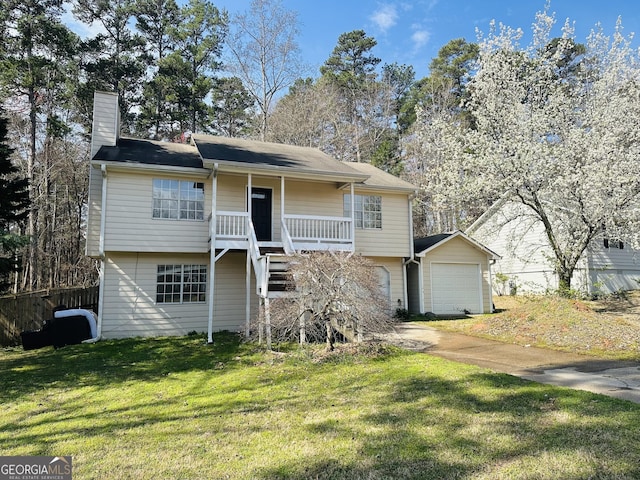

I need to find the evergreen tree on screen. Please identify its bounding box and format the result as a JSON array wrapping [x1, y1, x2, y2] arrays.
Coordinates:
[[210, 76, 254, 137], [160, 0, 227, 134], [0, 110, 29, 292], [74, 0, 148, 129]]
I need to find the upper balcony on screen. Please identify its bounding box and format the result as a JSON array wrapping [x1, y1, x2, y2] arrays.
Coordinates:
[[209, 211, 354, 253]]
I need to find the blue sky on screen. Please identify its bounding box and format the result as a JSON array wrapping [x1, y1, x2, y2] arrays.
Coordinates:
[[63, 0, 640, 80], [212, 0, 640, 79]]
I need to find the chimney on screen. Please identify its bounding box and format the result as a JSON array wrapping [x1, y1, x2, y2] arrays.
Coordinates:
[[90, 91, 120, 158]]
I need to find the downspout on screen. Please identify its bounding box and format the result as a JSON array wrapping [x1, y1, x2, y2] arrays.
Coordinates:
[[402, 194, 419, 312], [489, 258, 496, 313], [207, 163, 219, 344], [94, 164, 108, 341], [350, 183, 355, 250], [404, 195, 415, 308]]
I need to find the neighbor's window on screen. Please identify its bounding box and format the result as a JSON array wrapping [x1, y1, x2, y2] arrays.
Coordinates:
[[344, 194, 382, 229], [152, 179, 204, 220], [603, 238, 624, 249], [156, 264, 207, 303]]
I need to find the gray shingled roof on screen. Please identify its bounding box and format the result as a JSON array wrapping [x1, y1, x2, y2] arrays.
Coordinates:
[[93, 137, 203, 168], [346, 162, 417, 192], [414, 234, 453, 254], [192, 134, 365, 178]]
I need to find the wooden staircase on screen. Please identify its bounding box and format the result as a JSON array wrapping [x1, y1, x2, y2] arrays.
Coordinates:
[[259, 247, 295, 297]]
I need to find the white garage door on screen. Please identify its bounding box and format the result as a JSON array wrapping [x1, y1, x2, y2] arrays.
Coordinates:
[[431, 263, 482, 314]]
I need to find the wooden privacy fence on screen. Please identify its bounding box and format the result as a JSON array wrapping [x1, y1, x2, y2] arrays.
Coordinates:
[[0, 286, 99, 346]]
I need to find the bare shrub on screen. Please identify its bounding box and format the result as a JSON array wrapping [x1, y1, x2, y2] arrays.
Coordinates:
[[252, 251, 395, 350]]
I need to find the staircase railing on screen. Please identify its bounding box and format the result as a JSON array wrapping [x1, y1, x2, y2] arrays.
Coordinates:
[[248, 221, 268, 297], [280, 218, 296, 255]]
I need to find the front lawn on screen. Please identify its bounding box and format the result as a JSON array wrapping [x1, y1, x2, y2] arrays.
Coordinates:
[[1, 333, 639, 479]]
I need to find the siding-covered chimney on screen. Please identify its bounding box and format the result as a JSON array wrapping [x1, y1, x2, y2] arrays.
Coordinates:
[[90, 91, 120, 158]]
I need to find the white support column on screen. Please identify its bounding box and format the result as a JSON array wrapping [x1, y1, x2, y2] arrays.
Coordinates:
[[280, 175, 285, 227], [350, 183, 356, 248], [245, 251, 251, 337], [207, 165, 219, 344], [247, 173, 252, 223], [265, 297, 272, 351]]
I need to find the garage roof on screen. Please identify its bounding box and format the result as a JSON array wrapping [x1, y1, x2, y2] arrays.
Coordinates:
[[414, 231, 499, 258]]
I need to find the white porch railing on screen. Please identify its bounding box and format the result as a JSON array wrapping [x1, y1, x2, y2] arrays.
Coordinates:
[[284, 214, 353, 250], [211, 211, 249, 240], [209, 211, 354, 251]]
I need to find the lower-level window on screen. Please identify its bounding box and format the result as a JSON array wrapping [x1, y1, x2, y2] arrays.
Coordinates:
[[156, 264, 207, 303]]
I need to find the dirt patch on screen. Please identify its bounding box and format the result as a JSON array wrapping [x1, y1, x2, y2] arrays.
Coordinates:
[[440, 292, 640, 360], [588, 290, 640, 316]]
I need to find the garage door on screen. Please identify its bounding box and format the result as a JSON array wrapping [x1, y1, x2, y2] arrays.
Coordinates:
[[431, 263, 482, 314]]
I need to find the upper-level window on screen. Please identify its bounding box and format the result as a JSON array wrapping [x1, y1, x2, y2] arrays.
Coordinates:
[[152, 179, 204, 220], [343, 194, 382, 229]]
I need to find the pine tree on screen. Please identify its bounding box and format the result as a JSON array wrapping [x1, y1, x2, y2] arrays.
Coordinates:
[[0, 109, 29, 292]]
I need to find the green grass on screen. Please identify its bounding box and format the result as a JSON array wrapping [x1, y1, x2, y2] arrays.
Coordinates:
[[1, 333, 640, 479]]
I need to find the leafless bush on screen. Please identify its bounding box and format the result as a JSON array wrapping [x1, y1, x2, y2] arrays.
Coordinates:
[[252, 252, 395, 350]]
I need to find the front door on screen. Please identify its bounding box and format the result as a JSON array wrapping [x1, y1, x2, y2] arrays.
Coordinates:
[[251, 187, 272, 241]]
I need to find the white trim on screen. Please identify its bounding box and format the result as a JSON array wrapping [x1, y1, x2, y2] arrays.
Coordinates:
[[207, 164, 218, 344], [416, 230, 499, 259], [99, 165, 107, 256]]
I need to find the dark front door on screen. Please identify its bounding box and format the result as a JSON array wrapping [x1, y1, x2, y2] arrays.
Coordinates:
[[251, 187, 272, 241]]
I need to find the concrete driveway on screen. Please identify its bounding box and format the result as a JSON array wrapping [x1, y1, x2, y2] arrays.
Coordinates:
[[386, 322, 640, 404]]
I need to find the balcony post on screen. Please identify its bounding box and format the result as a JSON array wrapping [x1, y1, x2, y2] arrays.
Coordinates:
[[207, 163, 219, 344]]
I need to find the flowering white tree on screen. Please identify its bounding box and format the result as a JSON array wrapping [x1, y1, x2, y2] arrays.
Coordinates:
[[413, 7, 640, 293]]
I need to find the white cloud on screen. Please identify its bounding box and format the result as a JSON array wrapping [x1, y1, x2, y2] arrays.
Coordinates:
[[370, 4, 399, 33], [411, 29, 431, 51], [62, 1, 106, 39]]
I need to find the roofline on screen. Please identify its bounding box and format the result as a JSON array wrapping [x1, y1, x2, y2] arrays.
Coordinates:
[[353, 184, 419, 194], [416, 230, 501, 259], [466, 196, 509, 235], [91, 160, 211, 177], [201, 158, 369, 183]]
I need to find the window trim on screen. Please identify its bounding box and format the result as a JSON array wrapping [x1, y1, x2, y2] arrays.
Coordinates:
[[156, 264, 208, 304], [344, 194, 382, 229], [152, 179, 205, 221]]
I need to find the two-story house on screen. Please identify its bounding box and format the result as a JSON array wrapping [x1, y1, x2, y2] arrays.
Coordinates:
[[467, 199, 640, 296], [86, 92, 417, 342]]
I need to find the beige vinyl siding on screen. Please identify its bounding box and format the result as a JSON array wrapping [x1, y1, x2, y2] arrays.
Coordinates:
[[104, 171, 210, 253], [284, 180, 344, 216], [101, 252, 251, 338], [368, 256, 406, 310], [101, 253, 210, 338], [86, 166, 103, 257], [422, 237, 492, 314], [354, 191, 411, 257], [91, 92, 119, 158], [212, 252, 258, 329]]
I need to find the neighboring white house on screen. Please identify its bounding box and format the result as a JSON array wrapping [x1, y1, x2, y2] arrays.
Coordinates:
[[467, 200, 640, 296], [407, 231, 498, 315], [86, 92, 418, 341]]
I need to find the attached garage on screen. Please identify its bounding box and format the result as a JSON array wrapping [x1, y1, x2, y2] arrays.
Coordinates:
[[407, 231, 498, 315]]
